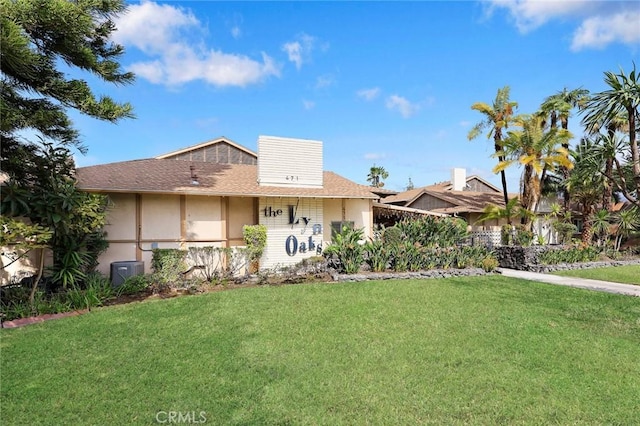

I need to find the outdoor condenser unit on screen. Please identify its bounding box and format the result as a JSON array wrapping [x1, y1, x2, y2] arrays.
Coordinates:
[[110, 261, 145, 287]]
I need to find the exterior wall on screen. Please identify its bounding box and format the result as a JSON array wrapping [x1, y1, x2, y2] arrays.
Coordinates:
[[259, 197, 324, 270], [410, 193, 456, 211], [345, 198, 373, 238], [467, 178, 498, 193], [168, 142, 257, 165], [258, 136, 323, 188], [228, 197, 257, 246], [185, 196, 222, 241]]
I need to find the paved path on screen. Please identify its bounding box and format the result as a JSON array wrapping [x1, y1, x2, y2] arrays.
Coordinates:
[[499, 268, 640, 297]]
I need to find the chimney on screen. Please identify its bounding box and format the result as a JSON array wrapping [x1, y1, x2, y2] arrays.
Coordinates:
[[451, 168, 466, 191]]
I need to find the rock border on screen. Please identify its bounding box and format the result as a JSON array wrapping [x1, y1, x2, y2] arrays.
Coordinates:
[[332, 267, 491, 282]]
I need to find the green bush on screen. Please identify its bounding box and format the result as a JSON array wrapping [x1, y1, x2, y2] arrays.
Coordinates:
[[539, 246, 600, 265], [364, 240, 390, 272], [553, 222, 578, 245], [324, 226, 365, 274], [396, 215, 468, 248], [481, 256, 499, 272], [151, 249, 187, 284], [514, 227, 534, 247], [381, 226, 403, 246]]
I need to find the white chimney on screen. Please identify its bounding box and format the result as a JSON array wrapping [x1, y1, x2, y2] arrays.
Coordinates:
[[451, 168, 466, 191]]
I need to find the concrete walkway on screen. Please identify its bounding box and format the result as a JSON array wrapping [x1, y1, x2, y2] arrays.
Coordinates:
[[498, 268, 640, 297]]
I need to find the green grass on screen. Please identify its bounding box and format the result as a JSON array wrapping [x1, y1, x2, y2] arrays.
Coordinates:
[[2, 276, 639, 425], [553, 265, 640, 285]]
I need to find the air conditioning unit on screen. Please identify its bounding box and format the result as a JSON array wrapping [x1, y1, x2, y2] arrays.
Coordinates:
[[110, 261, 145, 287]]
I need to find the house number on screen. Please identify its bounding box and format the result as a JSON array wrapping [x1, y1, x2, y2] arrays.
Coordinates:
[[285, 175, 299, 181]]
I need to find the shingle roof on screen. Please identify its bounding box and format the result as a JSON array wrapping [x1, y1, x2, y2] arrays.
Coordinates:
[[381, 181, 511, 214], [77, 159, 377, 199]]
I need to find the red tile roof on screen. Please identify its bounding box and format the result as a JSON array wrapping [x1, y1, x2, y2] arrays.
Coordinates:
[[77, 159, 377, 199]]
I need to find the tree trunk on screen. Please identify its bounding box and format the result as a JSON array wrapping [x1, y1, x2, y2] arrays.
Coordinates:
[[29, 248, 45, 313], [627, 105, 640, 207]]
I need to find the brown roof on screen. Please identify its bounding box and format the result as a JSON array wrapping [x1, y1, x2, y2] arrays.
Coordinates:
[[382, 186, 510, 214], [424, 175, 500, 193], [424, 190, 506, 214], [77, 159, 376, 199]]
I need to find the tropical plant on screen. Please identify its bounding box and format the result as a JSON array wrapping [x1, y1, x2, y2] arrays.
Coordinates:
[[581, 64, 640, 208], [324, 226, 365, 274], [367, 164, 389, 188], [494, 114, 573, 226], [613, 207, 640, 251], [468, 86, 518, 210], [476, 197, 532, 230], [590, 209, 612, 247], [243, 224, 268, 271]]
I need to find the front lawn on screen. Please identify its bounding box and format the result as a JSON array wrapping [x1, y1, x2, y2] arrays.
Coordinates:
[[553, 265, 640, 285], [2, 276, 639, 425]]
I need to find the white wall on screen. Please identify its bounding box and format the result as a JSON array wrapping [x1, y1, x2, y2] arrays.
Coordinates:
[[259, 197, 324, 270]]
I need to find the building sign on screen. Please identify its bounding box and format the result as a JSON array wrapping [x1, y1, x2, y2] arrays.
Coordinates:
[[259, 197, 324, 269]]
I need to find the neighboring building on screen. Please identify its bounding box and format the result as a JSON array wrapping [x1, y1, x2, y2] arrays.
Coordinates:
[[381, 168, 508, 226], [76, 136, 377, 275]]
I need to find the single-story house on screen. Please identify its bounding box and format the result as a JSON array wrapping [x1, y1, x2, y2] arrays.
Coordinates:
[[76, 136, 377, 275], [380, 168, 510, 226]]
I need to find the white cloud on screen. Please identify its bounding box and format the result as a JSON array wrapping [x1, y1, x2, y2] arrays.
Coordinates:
[[282, 33, 317, 69], [315, 75, 334, 89], [113, 1, 280, 87], [357, 87, 381, 101], [571, 11, 640, 50], [231, 26, 242, 39], [303, 100, 315, 110], [386, 95, 419, 118], [364, 153, 386, 160], [459, 120, 471, 127], [484, 0, 640, 49]]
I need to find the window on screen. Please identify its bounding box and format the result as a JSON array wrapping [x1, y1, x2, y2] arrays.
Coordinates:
[[330, 221, 354, 240]]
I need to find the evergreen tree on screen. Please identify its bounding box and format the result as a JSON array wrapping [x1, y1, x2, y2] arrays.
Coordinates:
[[1, 0, 134, 291]]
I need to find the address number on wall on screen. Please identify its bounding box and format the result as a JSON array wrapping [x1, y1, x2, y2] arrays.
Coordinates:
[[285, 175, 299, 181]]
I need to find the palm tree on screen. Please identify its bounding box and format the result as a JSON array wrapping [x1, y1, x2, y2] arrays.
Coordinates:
[[566, 139, 607, 244], [493, 114, 573, 228], [582, 64, 640, 208], [590, 209, 612, 247], [540, 87, 589, 206], [367, 164, 389, 188], [468, 86, 518, 209], [613, 207, 640, 251]]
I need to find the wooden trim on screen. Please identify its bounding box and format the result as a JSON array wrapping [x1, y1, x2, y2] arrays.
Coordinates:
[[106, 239, 227, 244], [221, 196, 229, 248], [253, 197, 259, 224], [341, 199, 346, 221], [180, 195, 187, 249], [135, 194, 142, 261]]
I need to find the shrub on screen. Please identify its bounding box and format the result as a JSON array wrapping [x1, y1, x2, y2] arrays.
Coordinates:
[[382, 226, 403, 246], [553, 222, 577, 245], [324, 226, 365, 274], [243, 224, 267, 268], [151, 249, 187, 285], [539, 246, 600, 265], [514, 227, 534, 247], [481, 256, 499, 272], [364, 240, 390, 272]]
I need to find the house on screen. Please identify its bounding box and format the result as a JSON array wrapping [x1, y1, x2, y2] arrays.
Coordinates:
[[76, 136, 377, 276], [380, 168, 508, 226]]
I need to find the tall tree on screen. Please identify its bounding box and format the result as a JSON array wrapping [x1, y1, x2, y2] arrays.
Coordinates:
[[494, 114, 573, 228], [540, 87, 589, 206], [367, 165, 389, 188], [1, 0, 134, 289], [468, 86, 518, 210], [581, 64, 640, 207]]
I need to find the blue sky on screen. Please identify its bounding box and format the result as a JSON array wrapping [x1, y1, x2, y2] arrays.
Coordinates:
[[71, 0, 639, 193]]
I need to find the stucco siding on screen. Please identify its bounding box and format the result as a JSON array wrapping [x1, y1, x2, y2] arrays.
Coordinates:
[[185, 196, 222, 241], [345, 199, 373, 238], [141, 194, 180, 241], [105, 193, 136, 241], [229, 197, 256, 243]]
